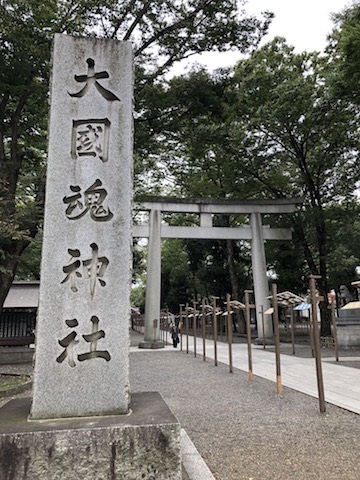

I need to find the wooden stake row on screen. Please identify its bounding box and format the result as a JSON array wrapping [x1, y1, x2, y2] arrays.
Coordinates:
[[176, 278, 331, 413]]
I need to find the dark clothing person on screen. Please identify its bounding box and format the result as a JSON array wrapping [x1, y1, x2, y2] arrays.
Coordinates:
[[170, 324, 179, 348]]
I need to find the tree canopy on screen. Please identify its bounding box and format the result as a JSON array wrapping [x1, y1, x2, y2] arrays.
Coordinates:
[[155, 35, 359, 333], [0, 0, 270, 310], [0, 1, 359, 334], [328, 1, 360, 105]]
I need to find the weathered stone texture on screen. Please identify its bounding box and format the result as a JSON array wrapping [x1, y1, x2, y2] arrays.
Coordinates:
[[0, 394, 181, 480], [31, 34, 133, 419]]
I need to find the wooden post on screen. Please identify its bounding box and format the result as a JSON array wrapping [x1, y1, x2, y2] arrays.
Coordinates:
[[185, 303, 189, 354], [309, 275, 326, 413], [290, 307, 295, 355], [272, 284, 282, 396], [193, 301, 198, 358], [211, 296, 219, 366], [166, 307, 170, 344], [244, 290, 254, 381], [153, 318, 158, 343], [202, 299, 206, 361], [309, 309, 315, 358], [179, 304, 184, 352], [163, 315, 165, 342], [260, 304, 266, 349], [226, 293, 233, 373], [225, 303, 228, 341], [331, 301, 339, 362], [220, 314, 224, 342]]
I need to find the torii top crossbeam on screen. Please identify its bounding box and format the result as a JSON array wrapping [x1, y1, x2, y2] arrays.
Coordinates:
[[134, 196, 303, 214]]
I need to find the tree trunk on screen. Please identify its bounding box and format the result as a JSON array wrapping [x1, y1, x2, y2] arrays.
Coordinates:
[[317, 224, 331, 337], [226, 239, 241, 333]]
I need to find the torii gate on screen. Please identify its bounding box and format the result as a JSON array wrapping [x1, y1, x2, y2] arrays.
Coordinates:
[[133, 197, 302, 348]]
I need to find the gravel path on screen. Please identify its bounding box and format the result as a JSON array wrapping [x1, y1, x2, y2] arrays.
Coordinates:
[[130, 347, 360, 480], [1, 333, 360, 480]]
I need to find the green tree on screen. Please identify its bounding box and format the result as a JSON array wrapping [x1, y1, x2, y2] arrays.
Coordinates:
[[161, 238, 193, 312], [328, 2, 360, 105], [149, 69, 255, 310], [0, 0, 88, 311], [158, 39, 359, 334], [326, 200, 360, 288], [231, 38, 359, 334], [0, 0, 271, 311]]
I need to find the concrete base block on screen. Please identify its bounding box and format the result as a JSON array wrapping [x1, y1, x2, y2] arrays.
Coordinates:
[[254, 337, 275, 346], [0, 346, 34, 364], [0, 392, 181, 480], [138, 340, 165, 349], [337, 324, 360, 349], [337, 307, 360, 349]]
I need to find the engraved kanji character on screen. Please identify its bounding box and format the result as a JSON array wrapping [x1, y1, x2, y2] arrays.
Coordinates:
[[63, 185, 84, 219], [63, 179, 113, 222], [76, 124, 103, 157], [61, 249, 82, 292], [56, 319, 79, 367], [78, 316, 111, 362], [71, 119, 110, 162], [68, 58, 120, 101], [82, 243, 109, 299]]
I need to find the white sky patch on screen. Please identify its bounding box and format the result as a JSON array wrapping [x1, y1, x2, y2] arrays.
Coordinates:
[[169, 0, 352, 76]]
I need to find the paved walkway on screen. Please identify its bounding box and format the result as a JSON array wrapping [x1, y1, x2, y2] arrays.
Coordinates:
[[163, 334, 360, 415], [132, 330, 360, 415], [130, 332, 360, 479]]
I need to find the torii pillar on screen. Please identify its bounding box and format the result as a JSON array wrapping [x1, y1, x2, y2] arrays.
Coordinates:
[[250, 212, 272, 339], [138, 210, 165, 349]]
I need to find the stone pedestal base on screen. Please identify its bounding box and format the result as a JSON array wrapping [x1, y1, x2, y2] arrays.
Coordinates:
[[0, 392, 181, 480], [138, 340, 165, 349], [337, 304, 360, 349], [337, 323, 360, 349]]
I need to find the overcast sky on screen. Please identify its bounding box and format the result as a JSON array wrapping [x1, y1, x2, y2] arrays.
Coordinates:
[[171, 0, 352, 75], [246, 0, 351, 52]]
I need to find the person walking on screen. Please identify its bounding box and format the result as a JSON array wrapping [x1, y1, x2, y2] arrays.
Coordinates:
[[170, 323, 179, 348]]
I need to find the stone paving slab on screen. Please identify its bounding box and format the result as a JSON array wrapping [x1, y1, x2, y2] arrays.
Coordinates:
[[182, 335, 360, 415], [181, 429, 216, 480]]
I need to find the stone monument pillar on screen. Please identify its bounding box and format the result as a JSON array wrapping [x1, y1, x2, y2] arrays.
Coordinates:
[[0, 34, 181, 480], [30, 34, 133, 419]]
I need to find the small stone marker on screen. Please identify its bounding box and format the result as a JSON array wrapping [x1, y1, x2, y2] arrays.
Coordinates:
[[30, 34, 133, 419]]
